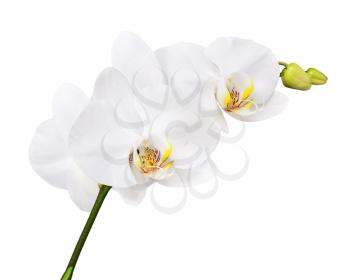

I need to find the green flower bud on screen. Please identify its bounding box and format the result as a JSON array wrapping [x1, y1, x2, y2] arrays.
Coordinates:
[[280, 63, 312, 91], [306, 68, 328, 85]]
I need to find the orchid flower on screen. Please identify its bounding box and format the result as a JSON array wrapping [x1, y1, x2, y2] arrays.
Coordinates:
[[69, 61, 219, 207], [29, 84, 99, 211], [155, 37, 289, 123], [28, 83, 154, 211]]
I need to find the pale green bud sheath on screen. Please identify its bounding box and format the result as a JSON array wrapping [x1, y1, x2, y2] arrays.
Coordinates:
[[61, 184, 111, 280], [278, 61, 328, 90], [306, 67, 328, 85], [279, 62, 312, 90]]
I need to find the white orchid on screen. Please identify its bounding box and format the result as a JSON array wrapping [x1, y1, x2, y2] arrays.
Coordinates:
[[29, 84, 99, 211], [155, 37, 289, 123], [28, 32, 326, 280], [28, 83, 151, 210], [69, 69, 217, 207]]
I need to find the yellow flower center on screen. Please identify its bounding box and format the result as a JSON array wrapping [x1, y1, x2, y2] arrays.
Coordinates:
[[219, 74, 255, 113], [129, 140, 174, 177]]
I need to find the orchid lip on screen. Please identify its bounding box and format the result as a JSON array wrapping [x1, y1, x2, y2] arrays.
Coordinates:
[[216, 72, 255, 113], [129, 139, 174, 179]]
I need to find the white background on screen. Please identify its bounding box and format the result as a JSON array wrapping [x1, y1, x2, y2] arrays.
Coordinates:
[[1, 0, 349, 279]]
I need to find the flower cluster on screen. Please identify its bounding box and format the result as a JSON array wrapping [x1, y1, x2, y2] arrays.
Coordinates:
[[29, 32, 326, 212]]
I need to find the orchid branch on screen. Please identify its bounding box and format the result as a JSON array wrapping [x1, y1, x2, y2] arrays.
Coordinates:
[[61, 184, 111, 280]]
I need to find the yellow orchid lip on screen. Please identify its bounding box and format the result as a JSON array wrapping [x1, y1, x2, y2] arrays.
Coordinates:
[[129, 140, 174, 177], [223, 82, 254, 112], [221, 76, 255, 113]]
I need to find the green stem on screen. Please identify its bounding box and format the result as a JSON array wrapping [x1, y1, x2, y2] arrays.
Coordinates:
[[278, 61, 288, 67], [61, 184, 112, 280]]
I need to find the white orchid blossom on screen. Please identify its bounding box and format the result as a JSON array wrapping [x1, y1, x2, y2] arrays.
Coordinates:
[[28, 83, 152, 210], [69, 67, 217, 207], [29, 84, 99, 211], [155, 37, 289, 122]]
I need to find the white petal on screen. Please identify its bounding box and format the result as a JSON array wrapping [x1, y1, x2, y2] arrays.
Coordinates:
[[176, 119, 220, 167], [149, 167, 174, 181], [133, 63, 166, 91], [114, 95, 149, 131], [52, 84, 89, 135], [229, 91, 289, 122], [111, 32, 159, 83], [92, 67, 134, 105], [149, 108, 200, 137], [158, 169, 186, 187], [198, 81, 229, 143], [211, 111, 229, 134], [149, 109, 205, 167], [155, 43, 219, 109], [206, 37, 279, 105], [156, 43, 218, 85], [208, 114, 244, 143], [171, 68, 201, 105], [116, 184, 148, 205], [134, 84, 170, 111], [68, 163, 99, 211], [111, 33, 168, 110], [102, 128, 137, 165], [151, 177, 187, 214], [29, 119, 71, 189], [199, 81, 220, 116], [149, 108, 220, 168], [131, 62, 169, 110], [69, 100, 141, 187], [163, 157, 218, 194]]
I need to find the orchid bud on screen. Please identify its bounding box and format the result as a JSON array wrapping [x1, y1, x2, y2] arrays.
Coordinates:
[[280, 63, 312, 91], [306, 68, 328, 85]]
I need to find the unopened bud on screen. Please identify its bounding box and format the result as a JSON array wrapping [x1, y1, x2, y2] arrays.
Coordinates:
[[280, 63, 312, 91], [306, 68, 328, 85]]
